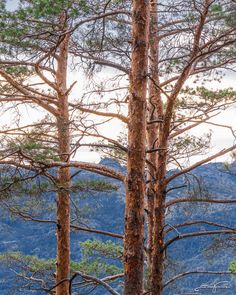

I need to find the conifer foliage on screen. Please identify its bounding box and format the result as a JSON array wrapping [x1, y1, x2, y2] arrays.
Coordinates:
[[0, 0, 236, 294]]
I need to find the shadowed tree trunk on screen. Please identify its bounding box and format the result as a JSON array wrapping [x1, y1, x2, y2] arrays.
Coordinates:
[[150, 150, 167, 295], [55, 27, 71, 295], [149, 2, 213, 294], [123, 1, 150, 294], [146, 0, 164, 292]]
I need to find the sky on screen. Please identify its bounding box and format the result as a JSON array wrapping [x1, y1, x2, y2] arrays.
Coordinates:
[[2, 0, 236, 165], [190, 73, 236, 155], [6, 0, 18, 9]]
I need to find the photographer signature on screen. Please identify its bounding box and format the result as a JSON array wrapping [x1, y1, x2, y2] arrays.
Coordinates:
[[174, 280, 232, 295], [194, 280, 231, 293]]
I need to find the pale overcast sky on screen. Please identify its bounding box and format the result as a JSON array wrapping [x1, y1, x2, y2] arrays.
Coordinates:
[[2, 0, 236, 165]]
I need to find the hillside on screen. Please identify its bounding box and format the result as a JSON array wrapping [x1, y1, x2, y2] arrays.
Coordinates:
[[0, 159, 235, 294]]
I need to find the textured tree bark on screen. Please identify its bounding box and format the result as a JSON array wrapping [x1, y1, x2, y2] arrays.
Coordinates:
[[150, 146, 167, 295], [150, 78, 170, 295], [123, 1, 150, 294], [149, 101, 169, 295], [148, 2, 209, 293], [55, 31, 71, 295], [146, 0, 164, 292], [149, 7, 210, 293]]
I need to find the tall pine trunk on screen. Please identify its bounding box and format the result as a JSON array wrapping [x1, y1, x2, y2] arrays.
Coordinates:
[[146, 0, 163, 288], [150, 148, 167, 295], [123, 1, 150, 294], [147, 1, 165, 294], [55, 31, 71, 295]]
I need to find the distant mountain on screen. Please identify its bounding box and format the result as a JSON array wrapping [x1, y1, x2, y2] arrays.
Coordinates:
[[0, 159, 235, 294], [165, 162, 236, 295]]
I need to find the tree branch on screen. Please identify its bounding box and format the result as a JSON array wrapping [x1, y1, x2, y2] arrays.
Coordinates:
[[166, 198, 236, 208], [70, 271, 120, 295], [5, 205, 123, 239], [164, 230, 236, 250], [166, 144, 236, 184], [165, 220, 236, 234], [164, 270, 234, 288]]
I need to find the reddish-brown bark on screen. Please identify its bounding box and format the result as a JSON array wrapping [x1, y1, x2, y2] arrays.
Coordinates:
[[146, 0, 163, 290], [55, 31, 71, 295], [123, 1, 150, 294], [147, 3, 212, 294], [150, 150, 167, 295]]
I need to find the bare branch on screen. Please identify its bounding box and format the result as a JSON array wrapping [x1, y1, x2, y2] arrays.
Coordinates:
[[71, 271, 120, 295], [166, 198, 236, 208], [164, 270, 234, 288], [164, 230, 236, 250], [166, 144, 236, 184], [165, 220, 236, 234], [71, 103, 128, 123]]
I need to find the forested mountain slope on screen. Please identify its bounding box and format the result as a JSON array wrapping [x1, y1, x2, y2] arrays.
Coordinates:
[[0, 159, 235, 294]]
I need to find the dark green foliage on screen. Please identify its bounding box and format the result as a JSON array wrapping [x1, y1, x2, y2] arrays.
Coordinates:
[[80, 239, 123, 260], [8, 139, 58, 162], [177, 87, 236, 112], [73, 239, 123, 276], [0, 251, 55, 272], [71, 179, 119, 193], [0, 239, 123, 291], [210, 4, 223, 14], [0, 120, 59, 164]]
